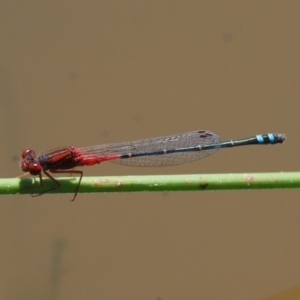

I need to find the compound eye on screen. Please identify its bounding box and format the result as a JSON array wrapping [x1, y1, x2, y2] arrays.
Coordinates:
[[28, 163, 42, 175], [21, 149, 35, 159], [21, 161, 29, 172]]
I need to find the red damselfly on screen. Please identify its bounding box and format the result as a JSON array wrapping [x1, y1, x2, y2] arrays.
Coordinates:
[[20, 130, 286, 200]]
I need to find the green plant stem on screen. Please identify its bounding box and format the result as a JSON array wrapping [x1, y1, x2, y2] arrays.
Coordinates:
[[0, 172, 299, 196]]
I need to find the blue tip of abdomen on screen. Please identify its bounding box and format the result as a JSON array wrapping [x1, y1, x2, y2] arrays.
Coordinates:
[[256, 133, 276, 144], [267, 133, 275, 143]]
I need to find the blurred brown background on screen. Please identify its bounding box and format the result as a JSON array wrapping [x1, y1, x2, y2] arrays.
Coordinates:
[[0, 1, 299, 300]]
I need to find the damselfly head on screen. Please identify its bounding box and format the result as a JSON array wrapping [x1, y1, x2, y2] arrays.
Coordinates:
[[20, 149, 42, 175], [21, 160, 42, 175]]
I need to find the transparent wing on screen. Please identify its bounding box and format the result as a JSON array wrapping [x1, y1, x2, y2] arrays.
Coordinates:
[[78, 130, 220, 167]]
